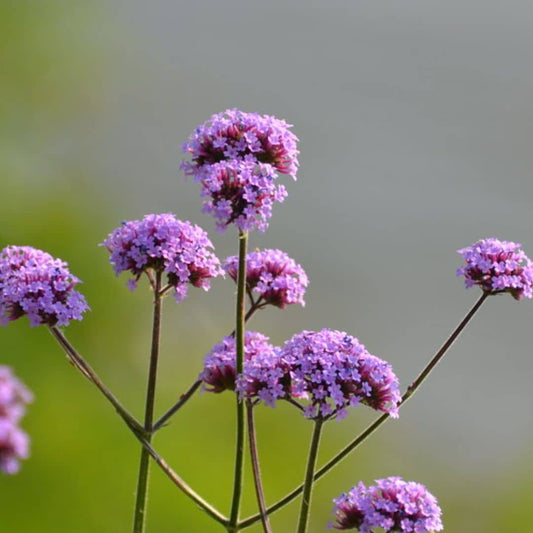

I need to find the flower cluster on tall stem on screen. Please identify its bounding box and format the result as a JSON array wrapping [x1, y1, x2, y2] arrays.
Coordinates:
[[330, 477, 443, 532], [0, 245, 89, 327], [457, 237, 533, 300], [101, 213, 223, 300], [280, 329, 401, 420], [182, 109, 299, 232], [224, 248, 308, 309]]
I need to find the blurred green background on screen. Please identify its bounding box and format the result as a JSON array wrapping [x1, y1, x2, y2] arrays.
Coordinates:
[[2, 1, 533, 532]]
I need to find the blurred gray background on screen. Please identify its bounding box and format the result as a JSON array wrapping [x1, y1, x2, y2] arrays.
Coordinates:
[[3, 1, 533, 531]]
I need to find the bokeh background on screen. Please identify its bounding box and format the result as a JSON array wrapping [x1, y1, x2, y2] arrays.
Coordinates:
[[2, 1, 533, 531]]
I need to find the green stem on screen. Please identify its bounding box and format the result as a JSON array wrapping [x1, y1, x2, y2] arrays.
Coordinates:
[[131, 429, 229, 526], [133, 270, 163, 533], [48, 326, 144, 436], [239, 291, 489, 529], [246, 402, 272, 533], [229, 230, 248, 530], [296, 419, 324, 533], [153, 296, 263, 433], [49, 280, 228, 527], [152, 379, 202, 432]]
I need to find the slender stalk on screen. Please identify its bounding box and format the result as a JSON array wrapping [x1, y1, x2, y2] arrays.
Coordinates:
[[152, 379, 202, 432], [240, 292, 489, 529], [50, 287, 227, 527], [133, 271, 163, 533], [229, 230, 248, 530], [402, 291, 489, 402], [296, 418, 324, 533], [154, 298, 262, 433], [246, 402, 272, 533], [131, 430, 229, 526], [48, 326, 144, 435]]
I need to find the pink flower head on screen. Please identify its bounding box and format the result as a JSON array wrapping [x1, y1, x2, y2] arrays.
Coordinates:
[[330, 477, 443, 532], [457, 238, 533, 300], [182, 108, 299, 180], [182, 109, 299, 232], [280, 329, 401, 420], [200, 331, 283, 406], [195, 160, 287, 232], [101, 214, 223, 301], [0, 245, 89, 327], [224, 249, 309, 309]]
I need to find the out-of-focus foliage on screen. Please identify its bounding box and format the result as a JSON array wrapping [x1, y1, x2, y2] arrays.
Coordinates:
[[1, 2, 533, 532]]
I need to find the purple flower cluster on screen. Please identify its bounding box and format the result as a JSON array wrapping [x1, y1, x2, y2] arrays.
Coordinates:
[[201, 328, 400, 420], [0, 366, 32, 474], [457, 238, 533, 300], [182, 109, 299, 232], [182, 108, 299, 179], [101, 214, 223, 301], [200, 331, 284, 407], [330, 477, 443, 532], [0, 245, 89, 327], [197, 161, 287, 232], [280, 329, 401, 420], [224, 249, 309, 309]]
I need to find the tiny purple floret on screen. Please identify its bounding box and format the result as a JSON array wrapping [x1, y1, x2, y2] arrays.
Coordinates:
[[224, 249, 309, 309], [330, 477, 443, 532], [457, 238, 533, 300], [101, 214, 223, 301], [280, 329, 401, 420], [0, 245, 89, 327]]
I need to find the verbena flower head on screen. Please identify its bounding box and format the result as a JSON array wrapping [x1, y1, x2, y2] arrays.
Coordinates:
[[196, 160, 288, 232], [0, 419, 30, 475], [280, 329, 401, 420], [0, 245, 89, 327], [200, 332, 283, 405], [181, 108, 299, 180], [457, 238, 533, 300], [330, 477, 443, 532], [101, 214, 223, 301], [0, 366, 33, 423], [224, 249, 309, 308], [182, 109, 299, 233]]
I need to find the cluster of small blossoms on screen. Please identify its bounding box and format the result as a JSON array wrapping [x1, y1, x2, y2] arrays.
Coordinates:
[[0, 366, 33, 474], [224, 248, 309, 308], [182, 108, 299, 179], [101, 214, 223, 301], [200, 331, 284, 406], [0, 245, 89, 327], [182, 109, 299, 232], [330, 477, 443, 532], [280, 329, 401, 420], [197, 161, 287, 232], [457, 238, 533, 300], [201, 328, 400, 420]]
